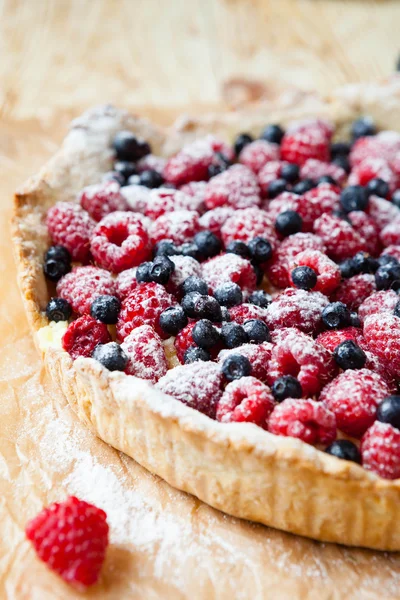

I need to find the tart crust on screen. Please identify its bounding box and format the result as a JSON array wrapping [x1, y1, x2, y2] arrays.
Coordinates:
[[12, 78, 400, 551]]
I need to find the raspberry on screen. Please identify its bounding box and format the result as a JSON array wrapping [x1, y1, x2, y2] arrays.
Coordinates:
[[266, 288, 329, 335], [216, 376, 275, 428], [265, 191, 300, 222], [300, 159, 346, 184], [116, 282, 177, 341], [361, 422, 400, 479], [280, 128, 330, 166], [238, 140, 280, 174], [144, 188, 202, 220], [268, 328, 336, 396], [268, 399, 336, 445], [380, 216, 400, 247], [228, 303, 269, 325], [220, 207, 278, 248], [332, 274, 376, 311], [218, 342, 273, 382], [114, 267, 138, 300], [265, 233, 325, 288], [163, 137, 215, 185], [79, 180, 128, 221], [316, 327, 364, 353], [348, 157, 398, 193], [382, 245, 400, 261], [121, 325, 167, 383], [367, 195, 400, 229], [257, 160, 289, 195], [167, 255, 201, 296], [90, 211, 151, 273], [136, 153, 166, 174], [155, 361, 224, 418], [363, 313, 400, 378], [150, 210, 200, 245], [57, 266, 116, 315], [174, 322, 197, 363], [120, 184, 151, 213], [201, 253, 257, 296], [46, 202, 95, 262], [320, 369, 390, 438], [287, 118, 334, 138], [179, 181, 207, 212], [289, 250, 341, 295], [203, 164, 261, 210], [313, 213, 367, 261], [62, 315, 111, 359], [25, 496, 108, 590], [347, 211, 381, 256], [198, 207, 235, 238], [358, 290, 399, 324], [350, 132, 400, 167]]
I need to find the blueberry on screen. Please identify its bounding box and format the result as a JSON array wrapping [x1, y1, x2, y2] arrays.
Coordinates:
[[350, 312, 362, 328], [226, 240, 250, 259], [192, 319, 221, 349], [378, 254, 399, 267], [136, 262, 153, 283], [340, 185, 369, 213], [291, 266, 317, 290], [366, 178, 389, 198], [242, 319, 270, 343], [114, 160, 137, 180], [214, 282, 243, 307], [339, 258, 357, 279], [221, 354, 252, 381], [220, 322, 248, 348], [181, 276, 209, 296], [252, 263, 264, 285], [375, 263, 400, 290], [90, 295, 121, 324], [325, 440, 361, 464], [275, 210, 303, 236], [149, 255, 175, 284], [46, 298, 72, 322], [332, 208, 351, 222], [322, 302, 351, 330], [221, 306, 231, 321], [248, 290, 272, 308], [280, 163, 299, 183], [154, 239, 180, 257], [139, 169, 164, 188], [394, 301, 400, 318], [333, 340, 367, 370], [260, 124, 285, 144], [180, 242, 202, 260], [234, 133, 253, 156], [271, 375, 302, 402], [92, 342, 128, 372], [248, 236, 273, 263], [184, 346, 211, 364], [292, 179, 315, 195], [208, 164, 225, 178], [102, 170, 126, 185], [194, 230, 222, 259], [267, 179, 287, 199], [159, 306, 188, 336], [330, 142, 351, 158], [127, 174, 140, 186], [377, 395, 400, 430], [392, 190, 400, 209], [332, 156, 351, 174], [352, 251, 379, 274], [113, 131, 150, 161], [181, 293, 222, 321], [317, 175, 336, 185], [43, 258, 71, 282], [351, 117, 376, 140], [45, 245, 71, 264]]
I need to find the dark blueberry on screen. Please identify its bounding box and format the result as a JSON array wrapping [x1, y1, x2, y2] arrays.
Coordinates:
[[366, 178, 389, 199], [113, 131, 150, 161], [271, 375, 302, 402], [192, 319, 221, 349], [260, 124, 285, 144], [184, 346, 211, 364], [377, 395, 400, 430], [375, 263, 400, 291], [234, 133, 253, 156], [281, 163, 299, 183], [248, 289, 272, 308], [181, 275, 208, 296], [92, 342, 128, 372], [45, 245, 71, 264], [350, 312, 362, 328], [394, 301, 400, 318], [322, 302, 351, 330], [181, 293, 222, 322], [317, 175, 336, 185], [214, 282, 243, 307], [333, 340, 367, 370], [220, 322, 248, 349], [102, 170, 126, 185], [127, 174, 140, 186], [136, 261, 153, 283], [180, 292, 201, 319], [275, 210, 303, 236], [208, 163, 225, 178], [267, 179, 287, 199], [330, 142, 351, 158], [292, 178, 315, 195], [180, 242, 202, 260], [248, 236, 273, 263], [114, 161, 137, 180], [352, 251, 379, 274], [226, 240, 250, 258], [332, 155, 351, 174], [149, 255, 175, 284], [46, 297, 72, 322], [242, 319, 270, 343], [332, 208, 351, 222], [291, 266, 318, 290], [351, 117, 376, 140], [392, 189, 400, 209], [221, 306, 231, 321], [154, 239, 180, 257], [194, 230, 222, 259], [340, 185, 369, 213], [221, 354, 252, 381], [90, 295, 121, 324], [325, 440, 361, 464], [159, 306, 188, 336], [139, 169, 164, 188], [252, 263, 264, 285], [378, 254, 399, 267], [215, 152, 232, 168], [43, 258, 71, 282], [339, 258, 357, 279]]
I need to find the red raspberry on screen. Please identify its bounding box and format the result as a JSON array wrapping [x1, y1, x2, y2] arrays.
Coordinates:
[[167, 255, 201, 297], [332, 274, 376, 311], [265, 233, 325, 288], [347, 211, 381, 256], [179, 181, 207, 212], [266, 288, 329, 335], [300, 159, 346, 184], [79, 180, 128, 221], [203, 164, 261, 210], [201, 253, 257, 296], [174, 322, 196, 363], [268, 328, 336, 396], [359, 347, 398, 393], [144, 188, 203, 220], [380, 216, 400, 247], [116, 282, 176, 341], [286, 118, 334, 138], [265, 191, 300, 222], [358, 290, 399, 324], [257, 160, 289, 195], [348, 157, 398, 193], [363, 313, 400, 378], [150, 210, 200, 245], [114, 267, 138, 300], [280, 128, 330, 166], [316, 327, 364, 353], [382, 245, 400, 261], [267, 186, 339, 232], [216, 376, 275, 428], [218, 342, 273, 383], [136, 153, 166, 174], [350, 131, 400, 167], [268, 399, 336, 445], [361, 422, 400, 480], [163, 137, 215, 185], [62, 315, 111, 359], [239, 140, 280, 174], [228, 303, 269, 325], [121, 324, 167, 383], [209, 137, 235, 163], [90, 211, 151, 273], [289, 249, 341, 295], [313, 213, 367, 261], [25, 496, 108, 590], [367, 195, 400, 229], [220, 207, 278, 248], [120, 184, 151, 214], [46, 202, 95, 262], [321, 369, 390, 438], [155, 361, 224, 418], [198, 207, 235, 238], [57, 266, 116, 315]]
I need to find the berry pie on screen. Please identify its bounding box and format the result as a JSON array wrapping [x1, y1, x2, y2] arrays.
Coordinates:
[[13, 78, 400, 551]]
